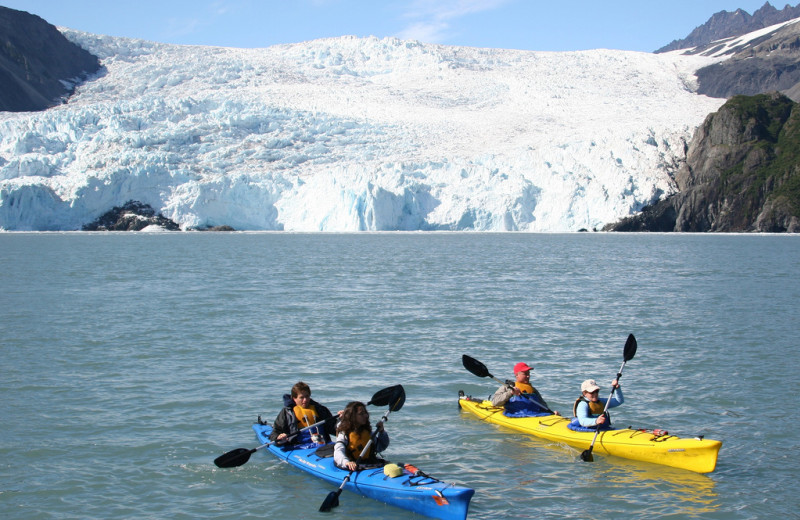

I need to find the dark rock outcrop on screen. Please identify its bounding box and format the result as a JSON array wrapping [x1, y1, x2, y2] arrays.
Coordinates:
[[200, 225, 236, 231], [605, 92, 800, 232], [656, 2, 800, 53], [0, 6, 101, 112], [82, 201, 180, 231]]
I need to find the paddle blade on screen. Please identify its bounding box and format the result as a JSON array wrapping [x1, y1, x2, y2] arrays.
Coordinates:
[[462, 354, 491, 378], [623, 334, 637, 362], [319, 489, 341, 512], [369, 384, 404, 410], [214, 447, 253, 468], [580, 448, 594, 462], [388, 385, 406, 412]]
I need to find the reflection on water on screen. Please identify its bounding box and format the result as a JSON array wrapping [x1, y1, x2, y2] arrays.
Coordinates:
[[588, 459, 718, 516]]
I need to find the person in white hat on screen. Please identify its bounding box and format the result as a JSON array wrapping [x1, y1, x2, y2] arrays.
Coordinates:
[[572, 378, 624, 428], [490, 362, 559, 416]]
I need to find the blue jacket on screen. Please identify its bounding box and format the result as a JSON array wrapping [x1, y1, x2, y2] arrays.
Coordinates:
[[575, 387, 624, 427]]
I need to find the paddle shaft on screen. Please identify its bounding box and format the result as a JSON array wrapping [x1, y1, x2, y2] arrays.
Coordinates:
[[488, 374, 554, 414], [214, 416, 333, 468], [265, 416, 331, 446], [583, 360, 627, 459]]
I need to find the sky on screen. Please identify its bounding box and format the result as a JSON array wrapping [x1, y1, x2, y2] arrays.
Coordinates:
[[0, 0, 791, 52]]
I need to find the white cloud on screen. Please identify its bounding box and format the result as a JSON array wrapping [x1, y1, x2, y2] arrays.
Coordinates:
[[396, 20, 450, 42], [396, 0, 512, 43], [164, 17, 206, 39]]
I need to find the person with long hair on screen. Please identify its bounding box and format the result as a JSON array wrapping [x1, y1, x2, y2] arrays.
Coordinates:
[[333, 401, 389, 471]]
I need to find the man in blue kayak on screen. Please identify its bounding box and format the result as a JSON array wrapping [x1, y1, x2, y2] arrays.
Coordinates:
[[490, 362, 559, 417], [572, 378, 624, 429], [269, 381, 337, 444]]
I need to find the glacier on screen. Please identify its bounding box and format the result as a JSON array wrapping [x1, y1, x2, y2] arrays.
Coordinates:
[[0, 30, 730, 231]]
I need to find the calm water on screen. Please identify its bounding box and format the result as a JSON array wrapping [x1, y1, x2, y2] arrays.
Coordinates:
[[1, 232, 798, 519]]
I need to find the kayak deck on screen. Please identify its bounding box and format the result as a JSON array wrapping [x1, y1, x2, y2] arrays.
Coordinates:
[[253, 423, 474, 520], [458, 394, 721, 474]]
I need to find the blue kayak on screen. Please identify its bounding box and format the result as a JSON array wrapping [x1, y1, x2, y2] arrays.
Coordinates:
[[253, 423, 474, 520]]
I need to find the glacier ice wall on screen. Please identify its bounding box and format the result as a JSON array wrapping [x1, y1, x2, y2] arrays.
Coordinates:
[[0, 32, 726, 231]]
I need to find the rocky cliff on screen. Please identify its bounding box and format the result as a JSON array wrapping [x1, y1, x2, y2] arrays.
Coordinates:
[[694, 17, 800, 101], [605, 92, 800, 232], [0, 6, 101, 112]]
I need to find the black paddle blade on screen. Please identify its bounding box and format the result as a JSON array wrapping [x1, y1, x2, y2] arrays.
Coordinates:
[[624, 334, 637, 362], [580, 448, 594, 462], [319, 489, 341, 512], [213, 447, 254, 468], [369, 384, 404, 409], [462, 354, 491, 378], [388, 385, 405, 412]]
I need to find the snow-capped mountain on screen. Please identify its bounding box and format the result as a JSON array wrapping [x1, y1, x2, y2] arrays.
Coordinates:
[[0, 29, 734, 231]]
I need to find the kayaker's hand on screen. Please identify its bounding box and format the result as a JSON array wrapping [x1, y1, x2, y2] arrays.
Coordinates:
[[611, 379, 620, 389], [277, 433, 288, 442], [512, 387, 521, 396], [345, 461, 358, 471], [596, 415, 606, 425], [375, 422, 385, 432], [553, 410, 561, 416]]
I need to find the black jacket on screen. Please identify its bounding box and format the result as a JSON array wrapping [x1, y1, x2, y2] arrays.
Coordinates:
[[269, 396, 336, 443]]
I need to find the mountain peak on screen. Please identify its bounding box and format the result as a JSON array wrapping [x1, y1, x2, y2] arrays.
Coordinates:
[[655, 2, 800, 53]]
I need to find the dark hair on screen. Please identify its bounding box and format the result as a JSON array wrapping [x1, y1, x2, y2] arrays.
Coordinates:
[[291, 381, 311, 398], [337, 401, 370, 434]]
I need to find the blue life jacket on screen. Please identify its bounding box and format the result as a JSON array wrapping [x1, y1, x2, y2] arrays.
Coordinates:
[[503, 395, 550, 418], [567, 416, 614, 432]]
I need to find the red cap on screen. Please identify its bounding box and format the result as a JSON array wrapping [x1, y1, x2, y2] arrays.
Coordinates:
[[513, 362, 533, 374]]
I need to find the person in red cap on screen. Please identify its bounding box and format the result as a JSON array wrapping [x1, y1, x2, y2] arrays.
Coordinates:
[[490, 362, 559, 417]]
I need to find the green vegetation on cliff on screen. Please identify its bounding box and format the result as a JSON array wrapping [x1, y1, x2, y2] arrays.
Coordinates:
[[607, 92, 800, 232], [720, 94, 800, 219]]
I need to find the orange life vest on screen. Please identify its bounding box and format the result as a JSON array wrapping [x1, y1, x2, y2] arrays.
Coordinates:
[[347, 429, 373, 460], [293, 405, 318, 428], [515, 381, 535, 394], [572, 397, 607, 417]]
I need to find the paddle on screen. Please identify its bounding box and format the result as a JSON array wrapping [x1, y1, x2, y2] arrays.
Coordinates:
[[319, 384, 406, 512], [580, 333, 637, 462], [214, 415, 336, 468], [461, 354, 554, 414]]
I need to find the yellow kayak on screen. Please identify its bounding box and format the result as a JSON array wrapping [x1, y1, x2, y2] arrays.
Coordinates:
[[458, 394, 722, 474]]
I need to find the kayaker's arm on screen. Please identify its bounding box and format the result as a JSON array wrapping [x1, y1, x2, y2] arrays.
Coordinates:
[[333, 433, 357, 471], [608, 384, 624, 407], [575, 400, 603, 427], [269, 408, 291, 442], [372, 429, 390, 453], [490, 384, 514, 406]]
